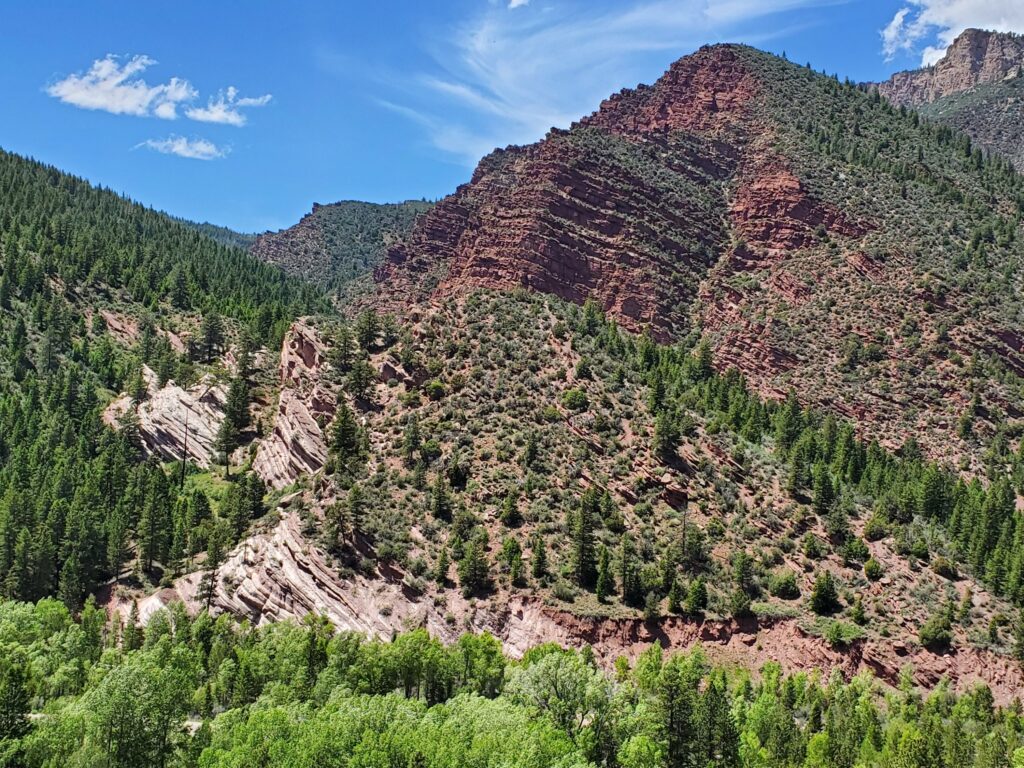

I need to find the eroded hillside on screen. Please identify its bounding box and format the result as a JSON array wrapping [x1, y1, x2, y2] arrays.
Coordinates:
[[376, 44, 1024, 470]]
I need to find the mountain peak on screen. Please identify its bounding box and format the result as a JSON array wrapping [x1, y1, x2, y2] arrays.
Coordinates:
[[877, 28, 1024, 108]]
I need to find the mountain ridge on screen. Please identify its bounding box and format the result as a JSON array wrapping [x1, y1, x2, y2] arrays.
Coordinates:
[[375, 43, 1024, 467]]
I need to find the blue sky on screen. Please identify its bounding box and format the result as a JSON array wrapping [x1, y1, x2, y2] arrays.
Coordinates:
[[2, 0, 1021, 234]]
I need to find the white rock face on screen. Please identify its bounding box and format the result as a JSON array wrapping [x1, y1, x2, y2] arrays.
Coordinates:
[[103, 366, 226, 467], [252, 320, 335, 489]]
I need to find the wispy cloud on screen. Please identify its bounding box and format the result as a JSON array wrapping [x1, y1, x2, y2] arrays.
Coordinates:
[[881, 1, 1024, 66], [508, 0, 530, 8], [47, 54, 196, 119], [185, 86, 272, 126], [373, 0, 832, 166], [136, 135, 227, 160]]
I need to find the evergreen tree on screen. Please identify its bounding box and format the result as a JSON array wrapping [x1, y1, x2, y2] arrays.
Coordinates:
[[499, 490, 522, 527], [347, 356, 375, 400], [810, 570, 840, 615], [531, 534, 548, 581], [200, 311, 225, 363], [458, 535, 491, 596], [571, 490, 598, 589], [596, 545, 613, 603]]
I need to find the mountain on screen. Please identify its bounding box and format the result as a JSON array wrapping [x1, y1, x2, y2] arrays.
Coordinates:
[[877, 29, 1024, 108], [7, 41, 1024, 768], [379, 43, 1024, 469], [251, 199, 432, 291], [180, 219, 257, 251], [875, 28, 1024, 169], [86, 44, 1024, 703]]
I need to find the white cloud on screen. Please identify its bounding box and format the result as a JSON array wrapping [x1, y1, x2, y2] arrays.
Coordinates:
[[881, 8, 912, 59], [508, 0, 529, 8], [185, 86, 272, 126], [377, 0, 830, 165], [48, 55, 272, 129], [47, 54, 196, 118], [881, 1, 1024, 66], [137, 135, 227, 160]]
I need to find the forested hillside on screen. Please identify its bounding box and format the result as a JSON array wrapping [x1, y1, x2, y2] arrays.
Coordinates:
[[250, 199, 432, 292], [0, 148, 325, 609]]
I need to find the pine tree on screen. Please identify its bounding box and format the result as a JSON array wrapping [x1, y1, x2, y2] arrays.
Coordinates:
[[328, 324, 355, 375], [214, 417, 239, 477], [198, 523, 227, 610], [401, 415, 421, 467], [810, 570, 840, 615], [434, 547, 450, 586], [200, 311, 225, 363], [330, 399, 363, 471], [571, 490, 598, 589], [812, 461, 835, 516], [620, 533, 642, 606], [430, 475, 452, 520], [653, 411, 680, 463], [354, 309, 380, 350], [499, 490, 522, 527], [123, 601, 143, 651], [596, 545, 613, 603], [457, 535, 491, 596], [668, 578, 684, 614], [685, 577, 708, 614], [57, 551, 84, 610], [106, 503, 129, 581], [499, 536, 523, 586], [347, 356, 375, 401], [530, 535, 548, 581], [224, 376, 251, 432]]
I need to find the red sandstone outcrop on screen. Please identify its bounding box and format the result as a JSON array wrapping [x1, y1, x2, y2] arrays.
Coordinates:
[[876, 28, 1024, 108], [252, 320, 335, 488], [376, 44, 865, 343], [376, 45, 759, 339]]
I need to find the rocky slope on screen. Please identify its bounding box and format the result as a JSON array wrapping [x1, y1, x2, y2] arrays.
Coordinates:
[[157, 499, 1024, 704], [252, 320, 334, 488], [252, 199, 432, 291], [875, 29, 1024, 169], [110, 288, 1024, 703], [378, 43, 1024, 465], [876, 28, 1024, 108], [103, 366, 227, 467]]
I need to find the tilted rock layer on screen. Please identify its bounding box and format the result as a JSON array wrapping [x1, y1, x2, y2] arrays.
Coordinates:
[[377, 42, 1024, 463], [252, 320, 334, 489], [103, 366, 226, 467]]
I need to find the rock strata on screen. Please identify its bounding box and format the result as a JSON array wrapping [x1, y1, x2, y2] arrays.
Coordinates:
[[253, 320, 335, 488]]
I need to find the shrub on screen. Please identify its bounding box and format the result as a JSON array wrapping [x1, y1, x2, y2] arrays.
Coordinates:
[[424, 379, 446, 400], [561, 389, 589, 411], [802, 533, 825, 560], [841, 538, 870, 565], [919, 611, 953, 651], [931, 556, 958, 580], [864, 557, 883, 581], [768, 569, 801, 600], [863, 513, 888, 541], [552, 581, 576, 603], [730, 589, 753, 619]]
